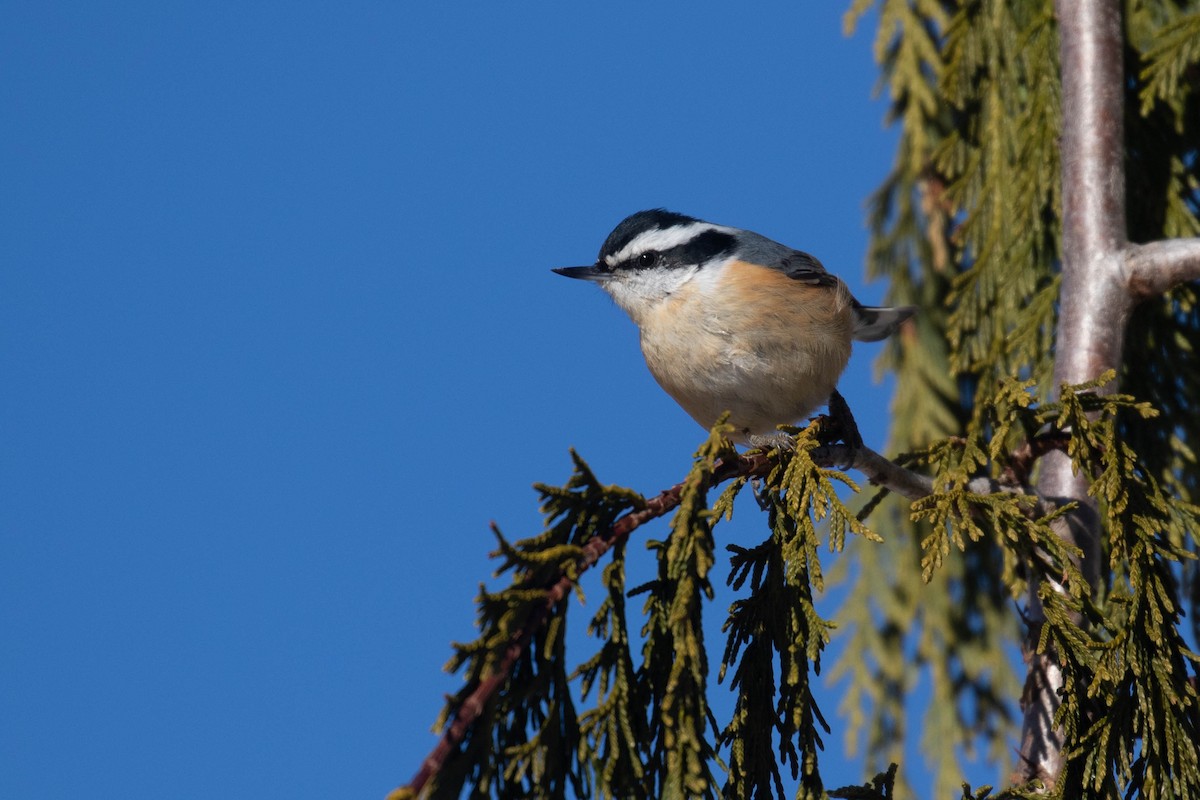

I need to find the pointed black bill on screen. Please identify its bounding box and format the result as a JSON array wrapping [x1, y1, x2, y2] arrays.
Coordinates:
[[551, 265, 609, 281]]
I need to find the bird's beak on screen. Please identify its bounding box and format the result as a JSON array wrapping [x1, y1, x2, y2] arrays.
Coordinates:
[[552, 265, 609, 282]]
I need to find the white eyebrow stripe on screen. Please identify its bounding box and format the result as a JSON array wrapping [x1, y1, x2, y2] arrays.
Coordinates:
[[604, 222, 738, 266]]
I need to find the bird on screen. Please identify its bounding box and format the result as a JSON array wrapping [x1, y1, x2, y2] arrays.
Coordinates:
[[553, 209, 915, 446]]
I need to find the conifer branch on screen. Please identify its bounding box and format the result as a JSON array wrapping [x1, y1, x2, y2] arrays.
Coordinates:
[[393, 436, 950, 798], [394, 451, 768, 798]]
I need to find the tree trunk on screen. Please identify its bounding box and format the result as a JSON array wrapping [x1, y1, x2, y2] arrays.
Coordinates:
[[1016, 0, 1200, 784]]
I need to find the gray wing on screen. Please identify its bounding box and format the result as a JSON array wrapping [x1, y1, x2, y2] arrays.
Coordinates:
[[743, 236, 838, 287], [776, 249, 839, 287], [747, 233, 917, 340]]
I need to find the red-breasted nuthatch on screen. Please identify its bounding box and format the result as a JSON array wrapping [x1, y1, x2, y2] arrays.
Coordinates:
[[553, 209, 915, 445]]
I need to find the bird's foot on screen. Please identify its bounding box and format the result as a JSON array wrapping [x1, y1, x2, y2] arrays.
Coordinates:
[[816, 389, 864, 450]]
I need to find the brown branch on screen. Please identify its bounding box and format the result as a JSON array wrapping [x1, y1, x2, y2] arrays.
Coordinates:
[[818, 444, 934, 500], [1002, 433, 1072, 489]]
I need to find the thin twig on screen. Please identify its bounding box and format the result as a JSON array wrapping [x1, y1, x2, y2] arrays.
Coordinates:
[[1002, 433, 1072, 488]]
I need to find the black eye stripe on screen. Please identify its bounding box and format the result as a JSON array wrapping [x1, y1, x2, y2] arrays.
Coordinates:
[[615, 229, 737, 271], [667, 230, 736, 265]]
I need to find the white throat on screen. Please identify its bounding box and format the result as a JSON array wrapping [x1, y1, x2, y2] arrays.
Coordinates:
[[601, 255, 734, 326]]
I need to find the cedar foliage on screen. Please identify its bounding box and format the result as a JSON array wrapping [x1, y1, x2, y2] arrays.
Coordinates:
[[396, 1, 1200, 797]]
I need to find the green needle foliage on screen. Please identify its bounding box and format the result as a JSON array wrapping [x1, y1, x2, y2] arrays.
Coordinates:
[[718, 428, 878, 800], [430, 451, 642, 799], [632, 426, 728, 799]]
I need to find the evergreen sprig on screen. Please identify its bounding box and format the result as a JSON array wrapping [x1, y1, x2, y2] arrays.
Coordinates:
[[633, 424, 735, 799], [1046, 378, 1200, 797], [422, 450, 642, 799], [717, 426, 879, 800], [574, 542, 648, 800], [402, 417, 903, 798]]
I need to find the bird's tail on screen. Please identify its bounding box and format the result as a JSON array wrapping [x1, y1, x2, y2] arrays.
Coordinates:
[[851, 304, 917, 342]]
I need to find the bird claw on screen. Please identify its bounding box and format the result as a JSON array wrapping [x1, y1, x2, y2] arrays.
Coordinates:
[[817, 389, 864, 450], [751, 477, 771, 510]]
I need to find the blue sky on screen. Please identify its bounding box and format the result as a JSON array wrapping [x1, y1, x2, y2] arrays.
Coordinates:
[[1, 2, 939, 797]]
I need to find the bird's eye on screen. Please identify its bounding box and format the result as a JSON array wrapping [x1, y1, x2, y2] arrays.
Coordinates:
[[638, 251, 657, 267]]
